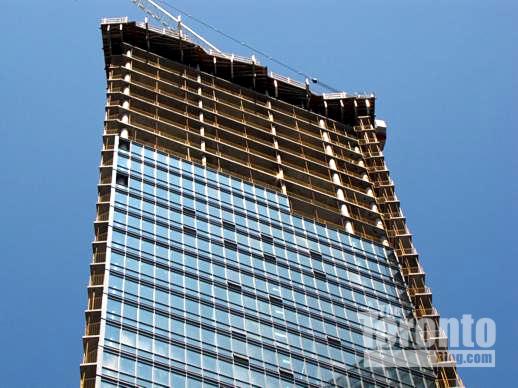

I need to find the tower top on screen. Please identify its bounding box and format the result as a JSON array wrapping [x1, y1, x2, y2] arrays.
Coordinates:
[[101, 18, 377, 128]]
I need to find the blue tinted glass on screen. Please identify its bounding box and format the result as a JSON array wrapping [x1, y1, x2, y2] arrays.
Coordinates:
[[98, 142, 435, 388]]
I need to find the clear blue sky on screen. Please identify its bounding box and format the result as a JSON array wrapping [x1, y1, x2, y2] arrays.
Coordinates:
[[0, 0, 516, 386]]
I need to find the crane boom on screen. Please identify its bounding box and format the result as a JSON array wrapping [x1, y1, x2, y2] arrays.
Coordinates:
[[130, 0, 221, 53], [128, 0, 340, 93]]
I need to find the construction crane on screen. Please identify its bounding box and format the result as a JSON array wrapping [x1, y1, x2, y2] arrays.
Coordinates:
[[130, 0, 221, 52], [128, 0, 340, 93]]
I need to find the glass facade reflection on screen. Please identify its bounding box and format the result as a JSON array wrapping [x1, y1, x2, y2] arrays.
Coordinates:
[[97, 140, 435, 388]]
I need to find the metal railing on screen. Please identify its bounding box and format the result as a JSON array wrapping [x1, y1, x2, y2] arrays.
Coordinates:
[[88, 296, 103, 310], [387, 228, 411, 238], [92, 251, 106, 264], [85, 322, 101, 336], [395, 247, 418, 256], [377, 194, 399, 204], [136, 22, 184, 41], [83, 349, 97, 364], [435, 378, 463, 388], [402, 265, 425, 276], [323, 92, 348, 100], [434, 352, 456, 364], [101, 17, 128, 25], [373, 179, 393, 187], [210, 50, 256, 65], [96, 212, 109, 222], [100, 175, 112, 185], [409, 286, 432, 295], [95, 232, 108, 242], [98, 193, 111, 203], [269, 71, 306, 89], [422, 328, 447, 341], [416, 306, 439, 316], [90, 274, 104, 286], [80, 377, 96, 388], [385, 210, 404, 218]]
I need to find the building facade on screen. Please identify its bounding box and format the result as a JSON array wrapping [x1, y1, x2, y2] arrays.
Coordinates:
[[80, 18, 462, 388]]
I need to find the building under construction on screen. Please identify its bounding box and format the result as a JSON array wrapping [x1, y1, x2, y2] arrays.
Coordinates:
[[80, 13, 463, 388]]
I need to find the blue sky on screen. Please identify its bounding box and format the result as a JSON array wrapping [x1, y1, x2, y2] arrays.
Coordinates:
[[0, 0, 516, 386]]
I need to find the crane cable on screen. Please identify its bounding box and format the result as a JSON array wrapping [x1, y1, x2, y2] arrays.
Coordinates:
[[150, 0, 340, 93]]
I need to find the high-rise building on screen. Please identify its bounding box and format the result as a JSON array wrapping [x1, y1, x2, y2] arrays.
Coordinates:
[[80, 17, 463, 388]]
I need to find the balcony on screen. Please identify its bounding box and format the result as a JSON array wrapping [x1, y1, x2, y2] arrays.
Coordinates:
[[402, 265, 425, 277], [87, 295, 103, 311], [409, 286, 432, 296], [436, 379, 464, 388], [434, 352, 457, 367], [95, 212, 110, 222], [387, 227, 411, 238], [92, 251, 106, 264], [94, 231, 108, 242], [372, 179, 393, 188], [80, 377, 96, 388], [416, 306, 440, 318], [422, 327, 448, 343], [84, 321, 101, 337], [395, 247, 418, 257], [82, 348, 97, 365], [89, 273, 104, 287]]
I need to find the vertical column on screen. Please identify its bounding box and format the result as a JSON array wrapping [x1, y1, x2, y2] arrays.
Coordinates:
[[121, 49, 132, 125], [319, 119, 354, 234], [196, 71, 207, 167], [267, 101, 287, 196]]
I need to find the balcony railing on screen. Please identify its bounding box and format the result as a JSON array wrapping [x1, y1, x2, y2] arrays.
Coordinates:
[[422, 328, 447, 341], [269, 71, 306, 89], [402, 265, 425, 276], [409, 286, 432, 296], [101, 17, 128, 25], [88, 296, 102, 310], [100, 175, 112, 185], [85, 322, 101, 336], [395, 247, 418, 256], [434, 352, 456, 365], [435, 378, 463, 388], [80, 377, 96, 388], [416, 306, 439, 317], [83, 349, 97, 364], [98, 193, 111, 203], [92, 251, 106, 264], [90, 274, 104, 286], [96, 212, 109, 222], [95, 232, 108, 242]]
